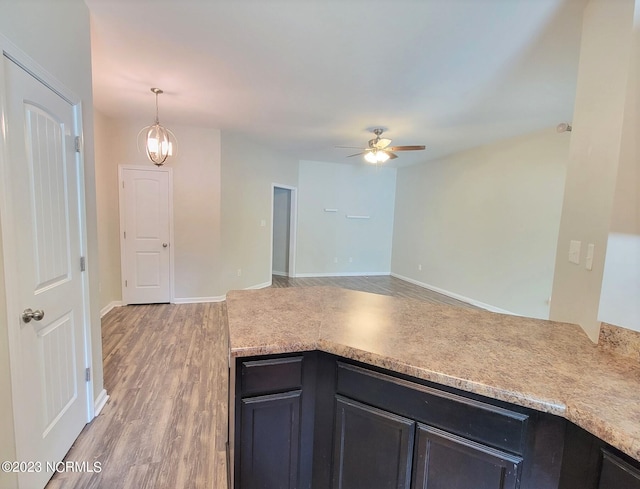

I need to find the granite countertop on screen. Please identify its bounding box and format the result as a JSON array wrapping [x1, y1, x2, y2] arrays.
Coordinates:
[[226, 286, 640, 462]]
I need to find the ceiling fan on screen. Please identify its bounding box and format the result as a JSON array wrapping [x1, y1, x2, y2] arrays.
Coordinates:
[[337, 128, 426, 164]]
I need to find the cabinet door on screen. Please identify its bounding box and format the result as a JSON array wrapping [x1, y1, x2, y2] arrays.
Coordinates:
[[240, 390, 301, 489], [332, 396, 415, 489], [412, 424, 522, 489], [599, 451, 640, 489]]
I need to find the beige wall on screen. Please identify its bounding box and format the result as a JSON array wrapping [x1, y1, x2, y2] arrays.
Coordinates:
[[391, 128, 568, 318], [297, 160, 397, 276], [94, 111, 122, 310], [94, 117, 224, 305], [221, 131, 299, 290], [0, 1, 99, 487], [598, 0, 640, 332], [550, 0, 636, 341]]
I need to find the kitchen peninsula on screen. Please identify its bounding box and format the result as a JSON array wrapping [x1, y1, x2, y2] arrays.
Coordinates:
[[227, 286, 640, 489]]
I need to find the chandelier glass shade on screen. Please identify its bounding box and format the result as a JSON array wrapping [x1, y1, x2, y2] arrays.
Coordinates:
[[139, 88, 177, 166]]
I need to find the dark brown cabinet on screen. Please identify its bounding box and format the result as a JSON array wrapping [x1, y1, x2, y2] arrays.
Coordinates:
[[559, 423, 640, 489], [233, 352, 640, 489], [235, 354, 313, 489], [331, 362, 527, 489], [240, 391, 301, 489], [412, 424, 522, 489], [599, 451, 640, 489], [332, 396, 415, 489]]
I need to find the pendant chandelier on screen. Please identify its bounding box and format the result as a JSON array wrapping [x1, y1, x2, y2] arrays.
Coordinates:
[[139, 87, 177, 166]]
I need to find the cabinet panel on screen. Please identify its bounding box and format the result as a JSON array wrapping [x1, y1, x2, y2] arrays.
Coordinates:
[[336, 362, 528, 454], [239, 391, 301, 489], [412, 424, 523, 489], [241, 356, 303, 397], [599, 451, 640, 489], [333, 396, 415, 489]]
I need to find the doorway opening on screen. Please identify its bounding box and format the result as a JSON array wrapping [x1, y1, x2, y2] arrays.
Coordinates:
[[271, 184, 297, 279]]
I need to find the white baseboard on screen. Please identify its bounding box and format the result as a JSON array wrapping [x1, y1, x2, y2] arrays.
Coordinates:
[[94, 389, 109, 417], [294, 271, 390, 278], [390, 273, 515, 315], [100, 301, 123, 318], [172, 295, 227, 304], [245, 281, 272, 290], [272, 270, 288, 277]]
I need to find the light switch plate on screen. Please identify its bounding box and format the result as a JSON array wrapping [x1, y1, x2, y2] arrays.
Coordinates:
[[585, 243, 595, 271], [569, 240, 581, 264]]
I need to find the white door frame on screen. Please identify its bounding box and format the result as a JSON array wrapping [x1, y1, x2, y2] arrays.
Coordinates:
[[0, 34, 95, 443], [118, 164, 175, 303], [270, 183, 297, 278]]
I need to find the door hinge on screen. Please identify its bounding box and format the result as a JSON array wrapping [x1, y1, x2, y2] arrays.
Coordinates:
[[125, 280, 128, 287], [80, 256, 86, 272], [124, 231, 126, 239], [75, 136, 81, 153], [85, 367, 91, 382]]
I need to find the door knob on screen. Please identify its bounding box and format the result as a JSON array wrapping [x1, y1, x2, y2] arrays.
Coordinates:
[[22, 308, 45, 323], [162, 243, 168, 248]]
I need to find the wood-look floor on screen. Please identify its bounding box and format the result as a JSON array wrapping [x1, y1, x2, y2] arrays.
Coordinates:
[[46, 302, 229, 489], [46, 275, 472, 489], [271, 274, 475, 309]]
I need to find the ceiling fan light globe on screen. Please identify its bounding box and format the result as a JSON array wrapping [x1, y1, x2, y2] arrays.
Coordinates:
[[364, 152, 378, 164], [377, 151, 390, 163]]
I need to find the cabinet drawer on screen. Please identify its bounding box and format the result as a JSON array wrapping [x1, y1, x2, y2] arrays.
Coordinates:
[[336, 362, 529, 455], [599, 450, 640, 489], [241, 356, 303, 397]]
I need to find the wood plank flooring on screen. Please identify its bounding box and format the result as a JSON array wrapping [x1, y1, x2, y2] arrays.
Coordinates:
[[271, 274, 475, 309], [46, 275, 472, 488], [46, 302, 229, 489]]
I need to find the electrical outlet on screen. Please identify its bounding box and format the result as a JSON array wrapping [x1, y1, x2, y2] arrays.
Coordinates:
[[237, 268, 242, 277], [333, 257, 338, 263], [348, 257, 353, 263], [418, 264, 422, 271]]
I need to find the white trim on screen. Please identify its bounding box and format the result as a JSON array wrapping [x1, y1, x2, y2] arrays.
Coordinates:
[[1, 36, 78, 105], [272, 270, 288, 277], [390, 273, 516, 315], [118, 164, 175, 304], [245, 281, 272, 290], [294, 272, 390, 278], [74, 101, 96, 423], [93, 389, 109, 417], [270, 183, 297, 279], [100, 301, 123, 318], [172, 295, 227, 304]]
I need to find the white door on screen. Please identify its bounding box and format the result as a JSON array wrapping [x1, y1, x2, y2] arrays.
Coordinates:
[[119, 167, 172, 304], [3, 57, 89, 488]]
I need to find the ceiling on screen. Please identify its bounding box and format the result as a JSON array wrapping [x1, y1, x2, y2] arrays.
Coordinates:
[[85, 0, 586, 167]]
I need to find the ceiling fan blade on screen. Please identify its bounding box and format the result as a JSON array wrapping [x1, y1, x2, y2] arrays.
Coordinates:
[[387, 152, 398, 160], [387, 145, 426, 151], [347, 152, 366, 157], [376, 138, 392, 149]]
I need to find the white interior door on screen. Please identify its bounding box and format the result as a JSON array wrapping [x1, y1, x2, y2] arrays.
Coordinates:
[[3, 57, 89, 488], [119, 167, 172, 304]]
